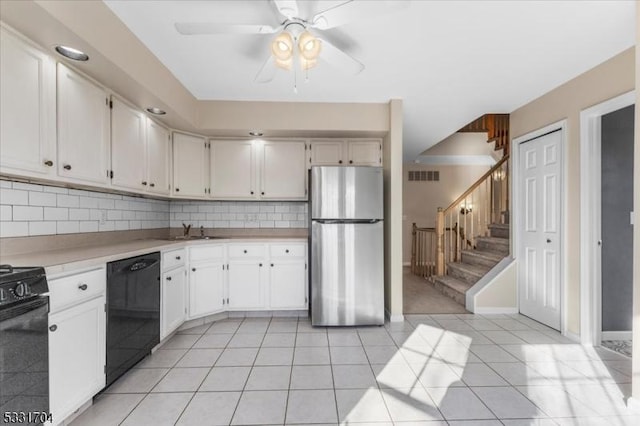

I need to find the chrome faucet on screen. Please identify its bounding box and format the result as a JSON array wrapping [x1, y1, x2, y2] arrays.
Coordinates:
[[182, 223, 191, 238]]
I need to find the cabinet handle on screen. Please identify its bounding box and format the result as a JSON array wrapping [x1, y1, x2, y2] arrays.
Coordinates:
[[259, 263, 263, 267], [78, 283, 88, 291], [243, 250, 247, 254], [250, 191, 254, 195], [349, 160, 353, 164], [63, 164, 72, 170], [142, 181, 148, 186], [44, 160, 53, 167], [261, 192, 265, 195], [166, 276, 172, 281], [192, 268, 196, 272], [49, 325, 57, 332], [270, 263, 274, 267], [176, 256, 181, 260], [285, 249, 289, 253], [150, 183, 155, 187], [176, 188, 180, 192], [338, 160, 343, 164]]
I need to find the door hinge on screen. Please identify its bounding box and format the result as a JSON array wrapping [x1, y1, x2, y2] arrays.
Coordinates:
[[305, 263, 307, 270], [222, 298, 225, 305], [305, 297, 307, 303], [105, 98, 109, 106], [109, 170, 114, 179], [227, 297, 229, 304], [104, 303, 107, 312], [109, 100, 113, 109]]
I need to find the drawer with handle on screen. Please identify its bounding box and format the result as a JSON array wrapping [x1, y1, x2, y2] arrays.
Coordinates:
[[269, 243, 306, 259], [49, 267, 106, 313], [227, 244, 266, 259], [190, 245, 224, 263], [162, 248, 186, 271]]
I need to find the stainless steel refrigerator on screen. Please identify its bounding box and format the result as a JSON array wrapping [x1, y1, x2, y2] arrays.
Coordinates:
[[310, 166, 384, 326]]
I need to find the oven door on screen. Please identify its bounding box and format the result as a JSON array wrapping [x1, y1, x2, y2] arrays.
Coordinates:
[[0, 296, 49, 425]]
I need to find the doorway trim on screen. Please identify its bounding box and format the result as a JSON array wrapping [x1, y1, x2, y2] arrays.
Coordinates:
[[512, 120, 567, 336], [579, 90, 635, 346]]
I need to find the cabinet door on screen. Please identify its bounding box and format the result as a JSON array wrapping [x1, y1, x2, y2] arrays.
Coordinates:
[[0, 27, 56, 177], [161, 267, 186, 339], [57, 63, 110, 184], [210, 140, 256, 199], [310, 140, 344, 166], [261, 141, 307, 200], [347, 140, 382, 166], [269, 262, 307, 309], [111, 97, 146, 191], [173, 133, 206, 198], [189, 262, 225, 318], [228, 261, 263, 309], [146, 119, 171, 195], [49, 295, 106, 424]]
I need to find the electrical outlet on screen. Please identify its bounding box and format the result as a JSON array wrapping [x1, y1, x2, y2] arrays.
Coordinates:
[[99, 210, 107, 225]]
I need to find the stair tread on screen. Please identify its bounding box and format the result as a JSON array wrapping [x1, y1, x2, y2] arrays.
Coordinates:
[[432, 275, 473, 294], [476, 236, 509, 244], [461, 249, 506, 262], [447, 262, 491, 278], [488, 223, 510, 230]]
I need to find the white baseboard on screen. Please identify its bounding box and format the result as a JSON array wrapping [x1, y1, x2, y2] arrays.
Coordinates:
[[389, 314, 405, 323], [564, 330, 581, 343], [473, 307, 518, 314], [627, 396, 640, 411], [601, 331, 632, 341]]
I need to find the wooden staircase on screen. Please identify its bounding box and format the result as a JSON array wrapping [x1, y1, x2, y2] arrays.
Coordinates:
[[430, 223, 509, 305]]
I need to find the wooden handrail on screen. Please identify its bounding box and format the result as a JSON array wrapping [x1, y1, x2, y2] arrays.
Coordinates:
[[442, 154, 509, 216]]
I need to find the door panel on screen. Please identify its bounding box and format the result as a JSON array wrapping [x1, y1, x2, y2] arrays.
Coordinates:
[[210, 140, 255, 199], [347, 140, 381, 165], [517, 130, 562, 330], [311, 221, 384, 325], [173, 133, 206, 198], [190, 263, 224, 318], [310, 140, 344, 165], [111, 97, 146, 191], [261, 140, 307, 199], [269, 263, 306, 309], [146, 120, 170, 195], [228, 262, 262, 309], [311, 166, 383, 220]]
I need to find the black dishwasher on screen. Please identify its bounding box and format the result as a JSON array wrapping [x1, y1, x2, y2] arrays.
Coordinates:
[[106, 252, 160, 387]]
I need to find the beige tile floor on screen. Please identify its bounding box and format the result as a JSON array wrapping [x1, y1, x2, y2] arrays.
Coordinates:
[[70, 314, 639, 426]]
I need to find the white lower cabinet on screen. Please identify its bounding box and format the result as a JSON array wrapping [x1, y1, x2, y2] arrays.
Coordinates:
[[161, 266, 186, 339], [189, 262, 225, 318], [49, 292, 105, 426], [227, 261, 264, 310], [269, 262, 307, 309]]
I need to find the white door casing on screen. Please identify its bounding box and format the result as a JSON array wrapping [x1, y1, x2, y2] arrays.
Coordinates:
[[516, 128, 563, 330]]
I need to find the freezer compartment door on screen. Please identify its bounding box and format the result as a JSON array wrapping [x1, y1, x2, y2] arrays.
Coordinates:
[[311, 166, 383, 220], [311, 221, 384, 326]]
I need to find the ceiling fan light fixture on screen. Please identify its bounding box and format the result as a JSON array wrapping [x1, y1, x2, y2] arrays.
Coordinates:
[[298, 31, 321, 61], [271, 32, 293, 61]]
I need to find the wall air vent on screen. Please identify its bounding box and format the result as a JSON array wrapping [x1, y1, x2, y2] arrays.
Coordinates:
[[408, 170, 440, 182]]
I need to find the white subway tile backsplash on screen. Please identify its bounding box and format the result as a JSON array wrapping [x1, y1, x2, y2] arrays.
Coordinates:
[[0, 206, 12, 221], [29, 221, 56, 236], [13, 206, 43, 221], [0, 221, 28, 237], [57, 194, 79, 208], [1, 180, 307, 238], [0, 188, 29, 205], [44, 207, 68, 221], [29, 191, 57, 206]]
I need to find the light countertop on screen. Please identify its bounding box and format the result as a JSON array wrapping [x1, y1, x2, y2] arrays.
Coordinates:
[[0, 236, 308, 277]]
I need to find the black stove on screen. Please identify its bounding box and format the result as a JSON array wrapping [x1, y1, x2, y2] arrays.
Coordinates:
[[0, 265, 48, 308], [0, 264, 50, 425]]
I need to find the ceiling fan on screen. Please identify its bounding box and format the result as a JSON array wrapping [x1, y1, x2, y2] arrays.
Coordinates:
[[174, 0, 403, 85]]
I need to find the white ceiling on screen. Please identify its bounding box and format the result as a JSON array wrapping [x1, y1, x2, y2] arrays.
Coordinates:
[[104, 0, 636, 160]]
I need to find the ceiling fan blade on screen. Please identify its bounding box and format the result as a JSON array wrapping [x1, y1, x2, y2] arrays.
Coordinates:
[[318, 38, 364, 75], [254, 55, 278, 83], [273, 0, 299, 19], [312, 0, 408, 30], [175, 22, 278, 35]]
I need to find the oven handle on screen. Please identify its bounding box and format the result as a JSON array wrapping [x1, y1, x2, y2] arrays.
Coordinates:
[[0, 295, 48, 322]]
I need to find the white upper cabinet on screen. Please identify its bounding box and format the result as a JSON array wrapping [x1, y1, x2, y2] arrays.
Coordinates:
[[0, 26, 56, 177], [110, 97, 146, 191], [347, 139, 381, 165], [260, 140, 307, 200], [210, 140, 255, 199], [310, 140, 345, 166], [173, 132, 207, 198], [146, 119, 171, 195], [57, 63, 110, 185]]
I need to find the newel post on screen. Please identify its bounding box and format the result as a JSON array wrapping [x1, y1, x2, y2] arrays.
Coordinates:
[[436, 208, 445, 275]]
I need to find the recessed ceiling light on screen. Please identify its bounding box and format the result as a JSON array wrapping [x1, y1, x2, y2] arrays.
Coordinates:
[[249, 131, 263, 137], [55, 45, 89, 61], [146, 107, 166, 115]]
